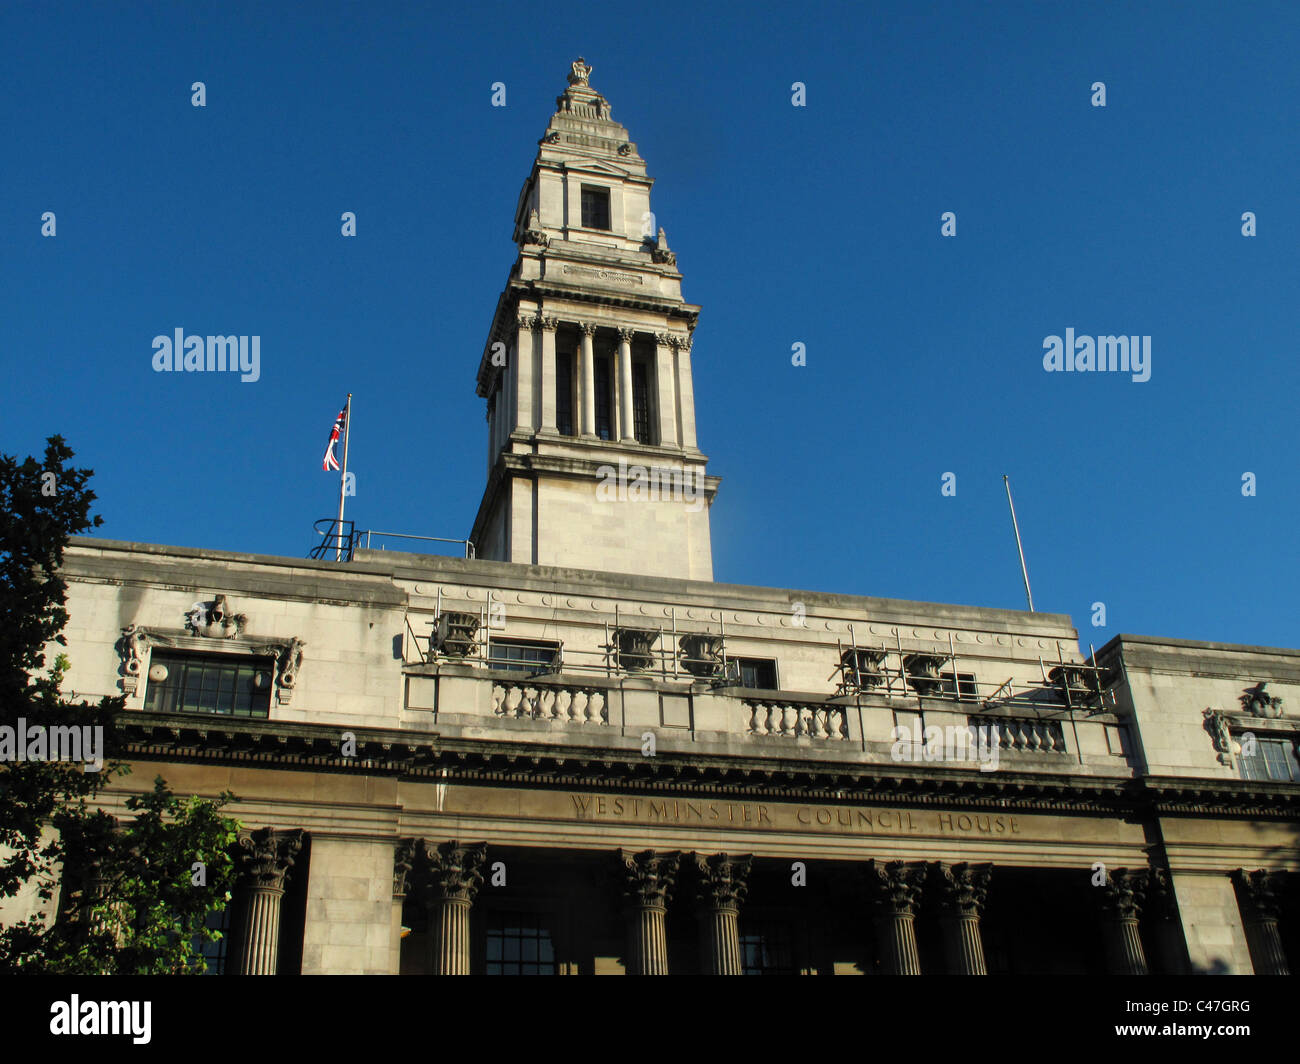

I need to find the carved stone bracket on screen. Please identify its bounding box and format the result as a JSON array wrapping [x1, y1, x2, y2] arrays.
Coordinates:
[[118, 625, 174, 695], [1203, 708, 1233, 765], [393, 839, 418, 898]]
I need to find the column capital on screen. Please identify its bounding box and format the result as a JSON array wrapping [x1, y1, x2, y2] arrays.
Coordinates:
[[416, 840, 488, 906], [516, 313, 539, 330], [578, 320, 599, 336], [539, 316, 560, 331], [866, 860, 927, 916], [694, 853, 752, 913], [1098, 868, 1149, 920], [670, 334, 693, 352], [654, 331, 676, 346], [1232, 868, 1286, 922], [933, 862, 992, 917], [393, 838, 418, 897], [234, 827, 303, 892], [616, 326, 636, 343], [620, 849, 680, 909]]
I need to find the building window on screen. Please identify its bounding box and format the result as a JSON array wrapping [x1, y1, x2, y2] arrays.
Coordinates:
[[740, 921, 795, 975], [485, 910, 557, 975], [941, 671, 978, 702], [143, 651, 273, 718], [193, 904, 232, 975], [594, 354, 613, 440], [580, 186, 610, 230], [1238, 736, 1300, 783], [555, 350, 574, 436], [488, 638, 560, 674], [734, 657, 778, 690], [631, 360, 652, 443]]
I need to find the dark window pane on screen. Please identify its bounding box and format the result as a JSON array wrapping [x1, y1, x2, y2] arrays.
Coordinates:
[[484, 911, 557, 976], [632, 360, 652, 443], [581, 187, 610, 230], [594, 355, 613, 440], [144, 652, 273, 719], [556, 351, 574, 436], [736, 658, 778, 690]]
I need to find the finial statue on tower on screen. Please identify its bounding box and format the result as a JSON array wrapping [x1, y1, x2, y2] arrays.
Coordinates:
[[569, 57, 592, 86]]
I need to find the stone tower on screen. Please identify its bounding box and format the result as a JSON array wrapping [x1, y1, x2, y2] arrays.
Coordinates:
[[469, 58, 718, 580]]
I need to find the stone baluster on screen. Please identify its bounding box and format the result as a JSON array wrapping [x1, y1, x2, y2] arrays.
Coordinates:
[[694, 854, 752, 975], [417, 840, 487, 976], [934, 862, 992, 975], [231, 827, 304, 975], [1097, 868, 1150, 975], [1233, 869, 1291, 975], [620, 849, 679, 975], [867, 860, 927, 974]]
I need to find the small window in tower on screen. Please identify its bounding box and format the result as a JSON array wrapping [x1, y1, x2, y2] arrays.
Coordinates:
[[555, 351, 574, 436], [581, 186, 611, 230], [631, 360, 653, 444], [594, 355, 613, 440]]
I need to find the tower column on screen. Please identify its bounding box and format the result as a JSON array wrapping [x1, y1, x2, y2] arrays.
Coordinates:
[[617, 327, 636, 441], [514, 314, 537, 432], [653, 333, 679, 447], [694, 853, 751, 975], [934, 862, 991, 975], [867, 860, 927, 975], [579, 322, 598, 437], [1233, 869, 1291, 975], [416, 840, 487, 976], [1097, 868, 1150, 975], [620, 849, 679, 975], [672, 336, 698, 449], [230, 828, 304, 976], [539, 316, 559, 432]]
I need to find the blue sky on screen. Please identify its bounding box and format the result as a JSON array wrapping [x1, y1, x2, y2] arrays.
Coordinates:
[[2, 1, 1296, 649]]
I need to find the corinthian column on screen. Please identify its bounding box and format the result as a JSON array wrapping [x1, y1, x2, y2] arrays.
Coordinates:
[[231, 827, 304, 975], [539, 316, 559, 432], [867, 860, 927, 974], [620, 849, 679, 975], [934, 862, 992, 975], [1233, 869, 1291, 975], [1097, 868, 1150, 975], [694, 853, 752, 975], [514, 314, 537, 432], [617, 327, 636, 441], [391, 839, 417, 975], [416, 840, 487, 976], [672, 335, 698, 449], [579, 322, 597, 437]]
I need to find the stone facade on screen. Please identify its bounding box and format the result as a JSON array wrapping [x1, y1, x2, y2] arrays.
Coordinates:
[[22, 60, 1300, 975]]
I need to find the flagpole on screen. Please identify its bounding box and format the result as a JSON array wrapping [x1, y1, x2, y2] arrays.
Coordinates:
[[335, 393, 352, 561], [1002, 474, 1034, 612]]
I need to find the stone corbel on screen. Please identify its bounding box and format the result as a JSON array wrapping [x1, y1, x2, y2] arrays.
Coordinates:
[[118, 625, 174, 696], [1203, 708, 1233, 765], [249, 638, 306, 706]]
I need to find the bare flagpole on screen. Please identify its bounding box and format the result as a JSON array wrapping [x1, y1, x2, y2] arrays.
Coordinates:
[[1002, 474, 1034, 612], [335, 393, 352, 561]]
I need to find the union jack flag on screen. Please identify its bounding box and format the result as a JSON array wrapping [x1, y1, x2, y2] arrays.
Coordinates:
[[322, 404, 347, 471]]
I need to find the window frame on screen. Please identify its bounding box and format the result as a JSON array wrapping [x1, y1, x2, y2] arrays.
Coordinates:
[[580, 185, 611, 231], [143, 649, 275, 719], [487, 637, 561, 675]]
